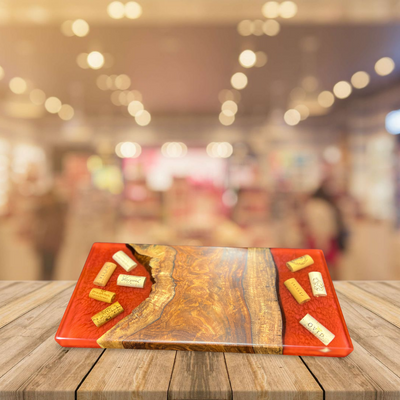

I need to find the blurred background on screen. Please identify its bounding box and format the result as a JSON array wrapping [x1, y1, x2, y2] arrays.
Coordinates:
[[1, 0, 400, 281]]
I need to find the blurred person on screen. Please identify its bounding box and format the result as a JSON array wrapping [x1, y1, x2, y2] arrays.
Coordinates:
[[29, 189, 67, 280], [303, 181, 348, 279]]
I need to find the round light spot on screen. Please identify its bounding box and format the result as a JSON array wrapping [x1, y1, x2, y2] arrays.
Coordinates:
[[239, 50, 257, 68], [60, 20, 74, 37], [71, 19, 89, 37], [111, 91, 122, 106], [9, 77, 27, 94], [262, 1, 280, 18], [351, 71, 370, 89], [161, 142, 187, 158], [76, 53, 89, 69], [96, 75, 109, 91], [45, 97, 62, 114], [302, 75, 318, 92], [107, 1, 125, 19], [263, 20, 280, 36], [87, 155, 103, 171], [231, 72, 248, 90], [252, 20, 264, 36], [207, 142, 233, 158], [58, 104, 74, 121], [323, 146, 342, 164], [237, 20, 253, 36], [87, 51, 105, 70], [279, 1, 298, 18], [222, 100, 238, 115], [294, 104, 309, 120], [125, 2, 142, 19], [375, 57, 395, 76], [128, 100, 144, 116], [135, 110, 151, 126], [254, 51, 268, 67], [115, 74, 131, 90], [333, 81, 352, 99], [284, 109, 301, 126], [318, 91, 335, 108], [30, 88, 46, 105], [219, 112, 235, 126], [120, 142, 141, 158]]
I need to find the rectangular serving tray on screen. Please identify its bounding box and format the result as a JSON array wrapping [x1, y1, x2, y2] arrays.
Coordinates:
[[55, 243, 353, 357]]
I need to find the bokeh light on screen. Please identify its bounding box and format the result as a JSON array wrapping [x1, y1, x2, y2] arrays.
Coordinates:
[[263, 20, 280, 36], [135, 110, 151, 126], [125, 2, 142, 19], [239, 50, 257, 68], [58, 104, 74, 121], [71, 19, 89, 37], [262, 2, 280, 18], [221, 100, 238, 115], [87, 51, 105, 70], [279, 1, 298, 18], [44, 97, 62, 114], [294, 104, 310, 120], [318, 90, 335, 108], [219, 112, 235, 126], [161, 142, 187, 158], [231, 72, 248, 90], [254, 51, 268, 67], [107, 1, 125, 19], [284, 109, 301, 126], [9, 77, 27, 94], [30, 89, 46, 105], [115, 74, 131, 90], [351, 71, 370, 89], [237, 20, 253, 36], [333, 81, 352, 99], [128, 100, 144, 116], [206, 142, 233, 158], [375, 57, 395, 76]]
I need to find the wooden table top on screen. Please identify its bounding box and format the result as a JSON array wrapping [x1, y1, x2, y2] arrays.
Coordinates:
[[0, 280, 399, 399]]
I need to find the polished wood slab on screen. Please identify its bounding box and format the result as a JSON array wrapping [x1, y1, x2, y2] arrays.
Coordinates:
[[0, 280, 399, 399]]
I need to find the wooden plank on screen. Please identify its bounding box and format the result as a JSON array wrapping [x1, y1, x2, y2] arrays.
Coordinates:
[[224, 353, 322, 400], [0, 334, 103, 400], [334, 281, 400, 329], [77, 349, 176, 400], [0, 285, 75, 378], [335, 291, 400, 377], [301, 339, 400, 400], [0, 281, 49, 308], [0, 281, 75, 329], [351, 281, 400, 309], [169, 352, 231, 400]]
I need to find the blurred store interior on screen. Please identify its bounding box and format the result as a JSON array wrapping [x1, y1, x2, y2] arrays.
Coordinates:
[[1, 0, 400, 280]]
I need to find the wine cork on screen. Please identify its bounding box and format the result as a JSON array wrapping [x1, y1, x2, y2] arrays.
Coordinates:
[[91, 301, 124, 327], [286, 254, 314, 272], [89, 288, 116, 303], [308, 271, 327, 297], [284, 278, 311, 304], [299, 314, 335, 346], [112, 251, 137, 272], [117, 274, 146, 288], [93, 262, 117, 287]]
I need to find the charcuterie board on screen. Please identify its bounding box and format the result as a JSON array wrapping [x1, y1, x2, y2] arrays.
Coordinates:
[[55, 243, 353, 357]]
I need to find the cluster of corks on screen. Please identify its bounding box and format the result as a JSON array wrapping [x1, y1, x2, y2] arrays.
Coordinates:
[[283, 255, 335, 346], [89, 251, 147, 328]]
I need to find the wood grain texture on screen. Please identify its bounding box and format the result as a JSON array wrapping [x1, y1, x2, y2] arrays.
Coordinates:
[[351, 281, 400, 308], [0, 285, 75, 378], [335, 291, 400, 378], [169, 352, 231, 400], [98, 245, 283, 353], [334, 281, 400, 329], [0, 281, 75, 329], [225, 353, 322, 400], [0, 334, 102, 400], [0, 281, 48, 308], [77, 349, 176, 400]]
